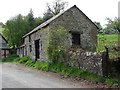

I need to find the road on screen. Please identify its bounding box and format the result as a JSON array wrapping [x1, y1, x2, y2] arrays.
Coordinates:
[[0, 62, 92, 88]]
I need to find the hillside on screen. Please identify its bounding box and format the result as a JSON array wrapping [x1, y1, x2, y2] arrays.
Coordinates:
[[0, 25, 4, 34], [97, 34, 119, 59]]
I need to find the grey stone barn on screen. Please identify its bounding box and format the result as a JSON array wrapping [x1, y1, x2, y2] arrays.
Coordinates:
[[17, 5, 98, 61], [0, 33, 10, 59]]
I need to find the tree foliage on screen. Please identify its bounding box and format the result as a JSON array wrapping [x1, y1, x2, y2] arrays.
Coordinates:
[[47, 0, 68, 15], [42, 9, 53, 22], [27, 9, 36, 30], [103, 17, 120, 34], [3, 14, 27, 48], [43, 0, 68, 21], [3, 11, 42, 48]]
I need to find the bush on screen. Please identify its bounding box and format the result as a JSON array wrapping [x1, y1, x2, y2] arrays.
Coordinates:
[[47, 45, 64, 63], [47, 26, 68, 63]]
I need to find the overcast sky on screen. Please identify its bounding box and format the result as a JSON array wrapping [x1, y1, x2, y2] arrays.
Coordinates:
[[0, 0, 119, 26]]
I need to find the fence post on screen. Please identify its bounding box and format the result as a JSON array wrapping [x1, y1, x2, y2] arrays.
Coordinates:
[[102, 46, 110, 77], [105, 46, 110, 76]]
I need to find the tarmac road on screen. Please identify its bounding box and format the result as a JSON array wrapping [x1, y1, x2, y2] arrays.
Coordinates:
[[1, 62, 90, 88]]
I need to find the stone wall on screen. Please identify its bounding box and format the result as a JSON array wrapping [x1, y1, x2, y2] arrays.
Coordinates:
[[24, 26, 50, 61], [49, 6, 98, 52], [63, 47, 103, 76]]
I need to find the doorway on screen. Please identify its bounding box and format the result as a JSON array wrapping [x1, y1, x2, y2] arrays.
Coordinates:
[[35, 39, 40, 60], [71, 33, 81, 45]]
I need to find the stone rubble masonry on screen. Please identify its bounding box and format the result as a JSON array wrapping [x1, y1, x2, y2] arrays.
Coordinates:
[[49, 6, 98, 51], [24, 27, 50, 61], [64, 47, 103, 76]]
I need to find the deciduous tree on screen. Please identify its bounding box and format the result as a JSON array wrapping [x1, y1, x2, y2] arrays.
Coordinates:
[[43, 0, 68, 21]]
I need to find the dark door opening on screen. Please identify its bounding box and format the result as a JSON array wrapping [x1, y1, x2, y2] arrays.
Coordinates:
[[25, 45, 27, 55], [4, 50, 6, 58], [72, 33, 80, 45], [35, 40, 40, 60]]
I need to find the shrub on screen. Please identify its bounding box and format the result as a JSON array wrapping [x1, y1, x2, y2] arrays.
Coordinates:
[[47, 26, 68, 63], [47, 45, 64, 63]]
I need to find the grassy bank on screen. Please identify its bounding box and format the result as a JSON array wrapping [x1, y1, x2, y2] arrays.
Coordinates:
[[6, 56, 118, 87], [97, 34, 118, 52], [97, 34, 119, 59]]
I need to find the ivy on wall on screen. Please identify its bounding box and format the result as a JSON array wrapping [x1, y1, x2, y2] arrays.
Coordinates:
[[47, 26, 69, 63]]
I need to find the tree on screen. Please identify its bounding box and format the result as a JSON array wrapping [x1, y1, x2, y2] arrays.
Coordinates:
[[42, 9, 53, 22], [43, 0, 68, 22], [27, 9, 36, 30], [103, 17, 120, 34], [3, 14, 27, 48], [47, 0, 68, 15], [35, 17, 43, 26], [3, 12, 42, 48]]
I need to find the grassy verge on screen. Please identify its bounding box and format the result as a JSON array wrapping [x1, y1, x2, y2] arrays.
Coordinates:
[[15, 56, 120, 87]]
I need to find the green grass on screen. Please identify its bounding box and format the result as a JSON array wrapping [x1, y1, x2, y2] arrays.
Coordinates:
[[97, 34, 119, 59], [0, 59, 2, 62], [97, 34, 118, 52]]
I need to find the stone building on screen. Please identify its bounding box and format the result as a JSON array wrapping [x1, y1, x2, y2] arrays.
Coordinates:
[[0, 33, 10, 59], [17, 5, 98, 61]]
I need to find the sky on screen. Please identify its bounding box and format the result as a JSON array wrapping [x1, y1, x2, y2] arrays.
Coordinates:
[[0, 0, 119, 26]]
